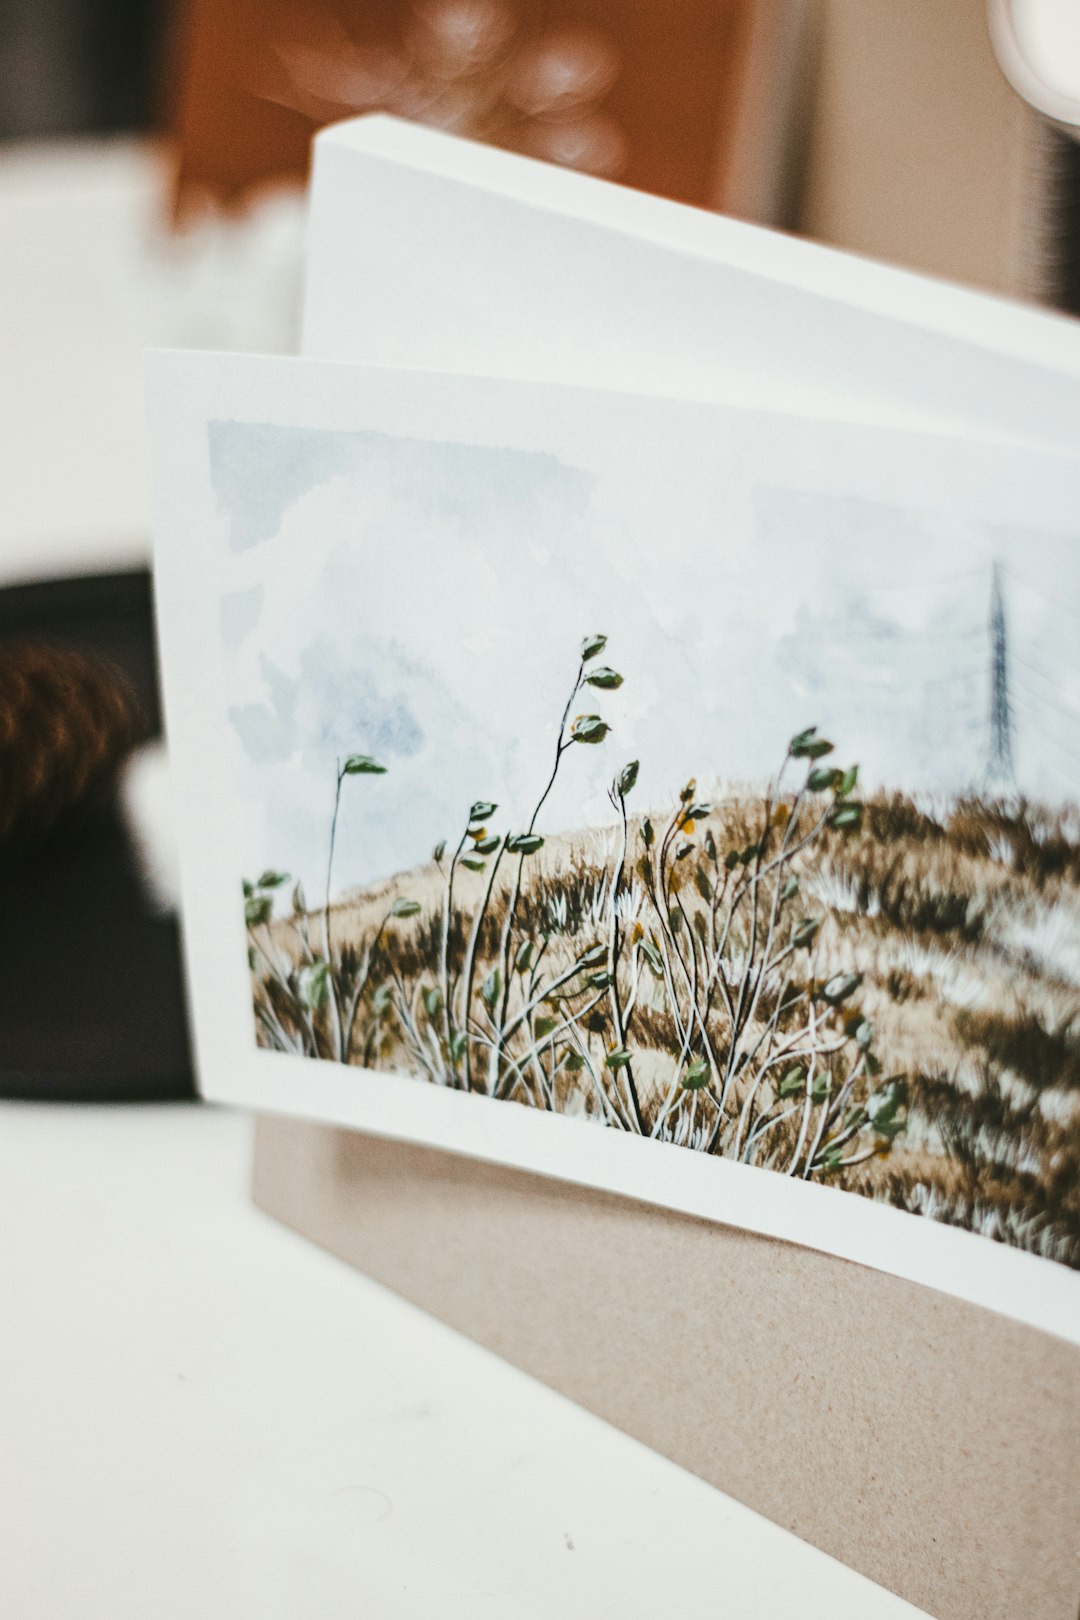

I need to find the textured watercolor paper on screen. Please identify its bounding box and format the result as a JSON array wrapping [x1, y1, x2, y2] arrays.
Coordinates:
[[148, 351, 1080, 1342]]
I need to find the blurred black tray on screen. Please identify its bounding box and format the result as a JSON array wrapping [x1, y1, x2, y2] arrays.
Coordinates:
[[0, 569, 195, 1101]]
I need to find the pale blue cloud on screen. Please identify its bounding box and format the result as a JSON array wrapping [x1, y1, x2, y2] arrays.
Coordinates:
[[209, 420, 591, 553]]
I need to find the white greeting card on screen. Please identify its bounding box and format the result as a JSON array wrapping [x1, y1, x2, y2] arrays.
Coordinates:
[[306, 114, 1080, 449], [148, 350, 1080, 1343]]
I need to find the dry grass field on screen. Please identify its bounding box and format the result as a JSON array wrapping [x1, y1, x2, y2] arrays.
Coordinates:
[[242, 636, 1080, 1268], [247, 784, 1080, 1269]]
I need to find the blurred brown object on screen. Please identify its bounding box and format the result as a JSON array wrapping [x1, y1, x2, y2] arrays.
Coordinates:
[[167, 0, 811, 223], [798, 0, 1056, 302], [0, 643, 144, 853]]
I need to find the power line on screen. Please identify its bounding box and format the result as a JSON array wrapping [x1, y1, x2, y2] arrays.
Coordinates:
[[1012, 645, 1080, 691], [1014, 675, 1080, 725], [1000, 564, 1080, 628], [1009, 690, 1080, 770]]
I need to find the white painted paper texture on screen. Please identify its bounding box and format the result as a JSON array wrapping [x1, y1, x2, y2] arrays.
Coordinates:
[[148, 354, 1080, 1342]]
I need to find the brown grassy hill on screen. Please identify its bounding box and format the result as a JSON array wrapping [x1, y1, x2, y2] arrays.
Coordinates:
[[249, 787, 1080, 1269]]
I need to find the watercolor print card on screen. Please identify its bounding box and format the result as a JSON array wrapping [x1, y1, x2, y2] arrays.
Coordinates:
[[147, 354, 1080, 1339]]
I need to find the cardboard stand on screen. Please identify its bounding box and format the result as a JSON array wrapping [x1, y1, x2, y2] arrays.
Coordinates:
[[253, 1114, 1080, 1620]]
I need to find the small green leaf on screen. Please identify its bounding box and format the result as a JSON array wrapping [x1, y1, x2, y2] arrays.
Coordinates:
[[391, 897, 421, 918], [639, 938, 665, 978], [242, 879, 253, 898], [291, 880, 306, 915], [514, 940, 535, 974], [461, 856, 486, 873], [694, 868, 713, 902], [682, 1057, 710, 1090], [808, 767, 839, 792], [837, 765, 859, 798], [245, 894, 273, 927], [854, 1020, 873, 1051], [342, 755, 386, 775], [642, 818, 655, 849], [811, 1077, 831, 1103], [570, 714, 611, 745], [668, 907, 683, 936], [473, 835, 501, 855], [606, 1048, 633, 1071], [587, 971, 612, 990], [564, 1051, 586, 1072], [424, 986, 442, 1019], [581, 633, 607, 661], [449, 1029, 468, 1062], [792, 917, 820, 948], [297, 959, 330, 1011], [724, 849, 740, 871], [257, 869, 290, 889], [432, 840, 446, 863], [781, 874, 799, 901], [821, 971, 862, 1005], [585, 666, 623, 690], [481, 968, 501, 1012], [703, 830, 717, 861], [686, 803, 712, 821], [469, 800, 498, 823], [779, 1066, 807, 1098], [868, 1078, 907, 1137], [828, 803, 863, 830], [507, 833, 544, 855], [616, 760, 639, 796], [577, 943, 608, 968], [790, 728, 834, 760], [534, 1015, 558, 1039], [676, 841, 693, 861]]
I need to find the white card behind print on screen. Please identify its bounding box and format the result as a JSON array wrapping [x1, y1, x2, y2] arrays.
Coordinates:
[[305, 115, 1080, 451], [148, 352, 1080, 1344]]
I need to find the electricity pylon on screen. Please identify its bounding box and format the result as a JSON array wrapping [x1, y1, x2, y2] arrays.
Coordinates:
[[982, 559, 1016, 797]]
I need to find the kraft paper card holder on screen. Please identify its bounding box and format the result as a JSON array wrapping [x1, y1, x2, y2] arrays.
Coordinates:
[[148, 319, 1080, 1620], [252, 1121, 1080, 1620]]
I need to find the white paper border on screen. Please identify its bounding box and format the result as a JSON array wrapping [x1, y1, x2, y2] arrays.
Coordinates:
[[148, 350, 1080, 1348]]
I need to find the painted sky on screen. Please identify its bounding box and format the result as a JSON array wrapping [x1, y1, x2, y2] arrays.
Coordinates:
[[210, 420, 1080, 902]]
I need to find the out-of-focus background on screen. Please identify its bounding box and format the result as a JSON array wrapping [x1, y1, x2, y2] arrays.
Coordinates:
[[2, 0, 1079, 1101]]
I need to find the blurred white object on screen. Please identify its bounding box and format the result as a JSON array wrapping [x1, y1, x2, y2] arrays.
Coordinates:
[[0, 140, 305, 590], [989, 0, 1080, 126], [119, 739, 180, 915]]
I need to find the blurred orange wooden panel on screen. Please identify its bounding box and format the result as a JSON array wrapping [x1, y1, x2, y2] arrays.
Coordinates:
[[167, 0, 808, 220]]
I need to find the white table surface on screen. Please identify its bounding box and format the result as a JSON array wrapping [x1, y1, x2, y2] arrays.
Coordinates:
[[0, 1101, 927, 1619]]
